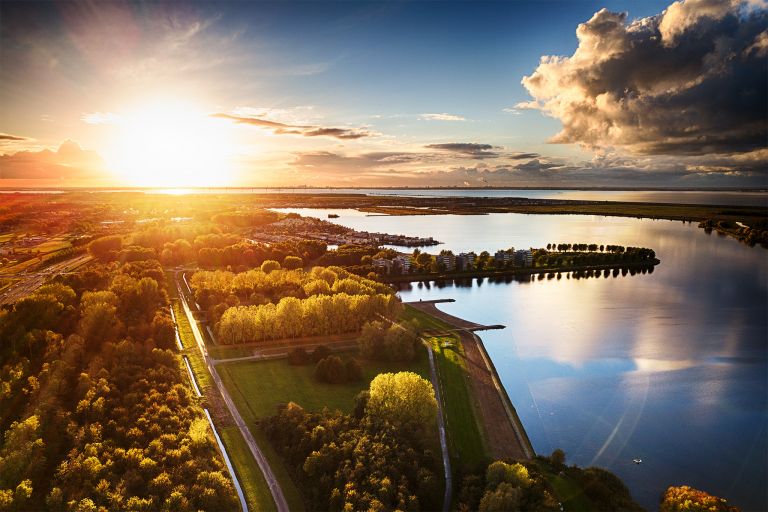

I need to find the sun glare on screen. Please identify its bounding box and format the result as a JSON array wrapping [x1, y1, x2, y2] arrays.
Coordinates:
[[105, 99, 235, 187]]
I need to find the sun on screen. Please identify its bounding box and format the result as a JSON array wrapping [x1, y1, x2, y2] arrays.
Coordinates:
[[105, 99, 235, 187]]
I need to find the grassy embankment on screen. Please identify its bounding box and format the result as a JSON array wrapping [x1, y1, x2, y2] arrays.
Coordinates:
[[401, 305, 490, 471], [166, 274, 278, 512]]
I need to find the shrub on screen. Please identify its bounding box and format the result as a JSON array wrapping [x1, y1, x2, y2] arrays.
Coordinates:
[[283, 256, 303, 270], [314, 356, 347, 384], [345, 358, 363, 382], [312, 344, 332, 363], [288, 347, 311, 365]]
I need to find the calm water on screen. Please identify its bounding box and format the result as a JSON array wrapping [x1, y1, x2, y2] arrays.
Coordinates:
[[281, 208, 768, 511], [3, 188, 767, 206]]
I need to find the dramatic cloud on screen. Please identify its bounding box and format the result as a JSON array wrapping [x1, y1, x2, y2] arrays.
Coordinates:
[[0, 140, 106, 180], [0, 133, 27, 141], [212, 113, 372, 140], [419, 113, 466, 121], [425, 143, 501, 159], [520, 0, 767, 156]]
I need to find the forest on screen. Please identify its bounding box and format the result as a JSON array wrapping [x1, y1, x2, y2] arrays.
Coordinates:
[[0, 249, 237, 510]]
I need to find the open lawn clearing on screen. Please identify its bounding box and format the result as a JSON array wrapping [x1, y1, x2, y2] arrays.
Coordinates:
[[218, 352, 431, 418]]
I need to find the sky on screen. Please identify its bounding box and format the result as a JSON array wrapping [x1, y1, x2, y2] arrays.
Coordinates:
[[0, 0, 766, 188]]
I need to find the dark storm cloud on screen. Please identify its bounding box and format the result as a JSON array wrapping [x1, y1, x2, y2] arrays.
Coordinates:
[[521, 0, 768, 156], [212, 113, 372, 140], [424, 143, 501, 159]]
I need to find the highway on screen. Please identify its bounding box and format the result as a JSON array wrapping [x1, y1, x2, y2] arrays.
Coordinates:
[[175, 272, 289, 512], [0, 254, 92, 306]]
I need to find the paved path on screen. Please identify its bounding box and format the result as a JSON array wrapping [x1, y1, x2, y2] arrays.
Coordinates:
[[408, 301, 534, 461], [176, 272, 289, 512]]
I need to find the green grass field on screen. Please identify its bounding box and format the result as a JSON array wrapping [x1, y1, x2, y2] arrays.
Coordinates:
[[218, 351, 431, 418], [402, 306, 490, 470]]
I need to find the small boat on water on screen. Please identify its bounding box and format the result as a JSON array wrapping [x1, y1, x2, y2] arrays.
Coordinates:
[[328, 214, 339, 218], [633, 459, 643, 465]]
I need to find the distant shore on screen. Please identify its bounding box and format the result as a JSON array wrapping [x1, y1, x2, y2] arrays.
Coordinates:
[[382, 259, 660, 283]]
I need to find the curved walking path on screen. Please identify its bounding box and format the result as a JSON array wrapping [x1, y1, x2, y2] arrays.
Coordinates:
[[408, 301, 535, 461], [176, 273, 289, 512]]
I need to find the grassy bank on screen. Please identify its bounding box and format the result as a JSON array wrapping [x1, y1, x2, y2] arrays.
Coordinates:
[[402, 306, 490, 470]]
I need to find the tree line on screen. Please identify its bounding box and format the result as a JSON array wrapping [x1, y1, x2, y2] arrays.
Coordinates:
[[217, 292, 402, 343], [190, 265, 393, 324]]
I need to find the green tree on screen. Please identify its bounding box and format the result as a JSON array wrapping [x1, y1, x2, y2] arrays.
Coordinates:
[[261, 260, 281, 273], [88, 235, 123, 262], [366, 372, 437, 429], [283, 256, 303, 270]]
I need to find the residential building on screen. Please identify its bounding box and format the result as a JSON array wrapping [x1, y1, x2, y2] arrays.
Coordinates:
[[439, 253, 456, 271], [514, 249, 533, 267]]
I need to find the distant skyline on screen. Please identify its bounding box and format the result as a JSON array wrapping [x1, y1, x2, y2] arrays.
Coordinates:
[[1, 0, 766, 188]]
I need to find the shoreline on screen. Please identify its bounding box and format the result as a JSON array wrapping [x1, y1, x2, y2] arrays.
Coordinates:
[[383, 259, 659, 283], [407, 301, 535, 461]]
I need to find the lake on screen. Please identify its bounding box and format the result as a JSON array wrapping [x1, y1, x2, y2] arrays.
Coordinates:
[[278, 208, 768, 511]]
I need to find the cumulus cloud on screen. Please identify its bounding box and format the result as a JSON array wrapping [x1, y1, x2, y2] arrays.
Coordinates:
[[520, 0, 767, 156], [212, 112, 372, 140], [419, 113, 466, 121], [425, 143, 501, 159], [0, 140, 106, 180]]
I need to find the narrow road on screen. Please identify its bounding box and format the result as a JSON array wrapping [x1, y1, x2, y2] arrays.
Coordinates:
[[176, 272, 290, 512]]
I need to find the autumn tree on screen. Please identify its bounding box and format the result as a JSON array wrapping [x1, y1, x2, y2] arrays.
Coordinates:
[[366, 372, 437, 430], [660, 486, 739, 512], [88, 235, 123, 262]]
